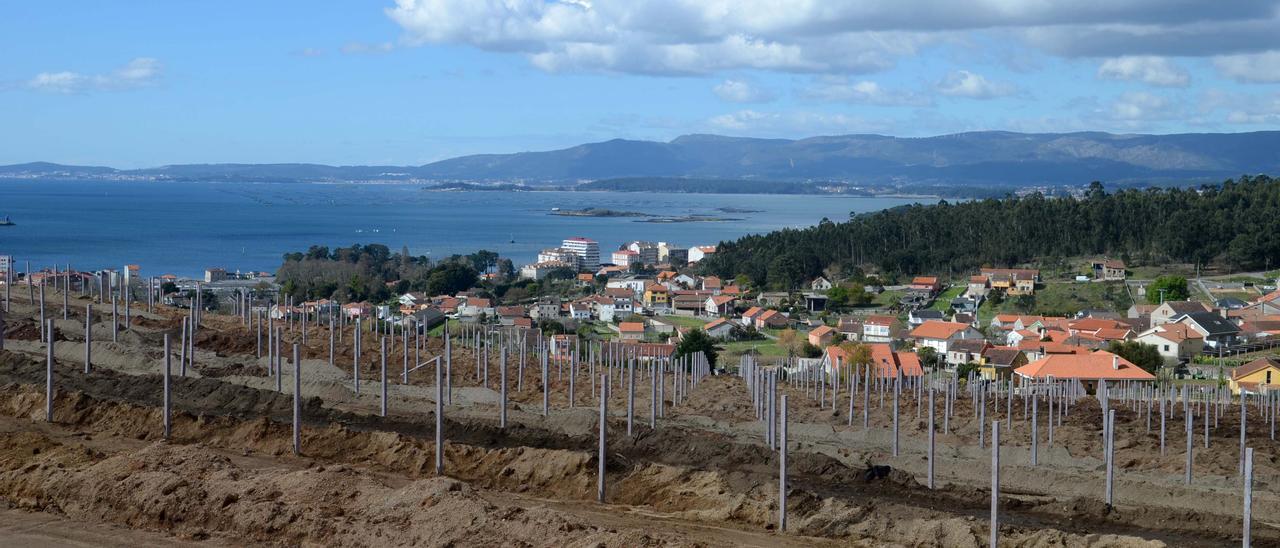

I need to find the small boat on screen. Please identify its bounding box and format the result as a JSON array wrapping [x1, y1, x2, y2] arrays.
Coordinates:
[[0, 216, 13, 226], [509, 233, 515, 243]]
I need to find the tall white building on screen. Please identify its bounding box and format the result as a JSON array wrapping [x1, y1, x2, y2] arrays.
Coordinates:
[[561, 237, 600, 272]]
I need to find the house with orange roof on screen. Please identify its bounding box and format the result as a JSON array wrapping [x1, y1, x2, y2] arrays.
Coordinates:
[[967, 275, 990, 297], [702, 275, 723, 294], [754, 309, 788, 329], [981, 268, 1039, 295], [1016, 340, 1091, 361], [868, 343, 924, 378], [909, 276, 942, 295], [808, 325, 836, 347], [740, 306, 764, 327], [1135, 322, 1204, 364], [705, 294, 736, 316], [1014, 350, 1154, 392], [910, 320, 984, 354], [618, 321, 647, 341], [1229, 357, 1280, 395]]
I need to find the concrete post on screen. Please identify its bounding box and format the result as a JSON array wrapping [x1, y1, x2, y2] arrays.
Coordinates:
[[1105, 409, 1115, 508], [83, 304, 92, 373], [598, 373, 608, 504], [380, 336, 388, 418], [353, 319, 361, 394], [435, 340, 445, 475], [500, 345, 508, 428], [1185, 407, 1193, 485], [627, 359, 635, 436], [292, 343, 302, 455], [1031, 392, 1039, 466], [46, 320, 54, 422], [928, 385, 936, 489], [1244, 446, 1254, 548], [990, 421, 999, 548], [892, 375, 900, 457], [779, 393, 788, 533], [162, 333, 171, 439]]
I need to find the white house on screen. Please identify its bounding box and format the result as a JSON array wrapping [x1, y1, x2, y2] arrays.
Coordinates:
[[810, 276, 833, 292]]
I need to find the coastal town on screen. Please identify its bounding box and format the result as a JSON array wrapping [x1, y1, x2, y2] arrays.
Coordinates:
[[9, 237, 1279, 397]]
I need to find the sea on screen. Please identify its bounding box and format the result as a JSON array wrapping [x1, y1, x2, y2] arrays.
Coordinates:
[[0, 180, 924, 277]]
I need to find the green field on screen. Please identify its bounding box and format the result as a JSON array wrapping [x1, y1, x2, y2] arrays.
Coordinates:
[[657, 315, 710, 329], [719, 339, 788, 358], [930, 286, 966, 312]]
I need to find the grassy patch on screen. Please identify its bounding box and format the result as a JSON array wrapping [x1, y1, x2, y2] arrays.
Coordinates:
[[930, 286, 966, 312], [873, 289, 904, 307], [656, 315, 710, 329], [720, 339, 787, 358], [981, 281, 1133, 319]]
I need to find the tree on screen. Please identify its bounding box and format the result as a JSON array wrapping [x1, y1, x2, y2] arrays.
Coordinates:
[[1107, 341, 1164, 373], [676, 328, 718, 366], [777, 328, 799, 357], [917, 347, 939, 370], [799, 342, 823, 358], [1146, 275, 1189, 304]]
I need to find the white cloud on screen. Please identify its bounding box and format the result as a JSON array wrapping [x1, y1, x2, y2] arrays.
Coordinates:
[[712, 79, 775, 103], [936, 70, 1016, 99], [26, 57, 162, 94], [341, 41, 395, 55], [1199, 89, 1280, 124], [384, 1, 1280, 76], [1097, 56, 1189, 87], [1213, 51, 1280, 83], [1106, 91, 1177, 121], [706, 109, 893, 136], [799, 76, 930, 106]]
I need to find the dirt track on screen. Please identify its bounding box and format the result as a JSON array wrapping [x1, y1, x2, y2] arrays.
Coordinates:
[[1, 292, 1276, 546]]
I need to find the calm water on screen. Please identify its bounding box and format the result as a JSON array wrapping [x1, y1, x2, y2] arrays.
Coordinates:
[[0, 180, 922, 277]]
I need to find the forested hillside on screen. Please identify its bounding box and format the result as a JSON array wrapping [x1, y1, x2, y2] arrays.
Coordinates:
[[699, 175, 1280, 289], [276, 244, 500, 302]]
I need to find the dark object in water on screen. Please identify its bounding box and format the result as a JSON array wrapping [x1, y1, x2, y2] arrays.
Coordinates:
[[0, 216, 13, 226]]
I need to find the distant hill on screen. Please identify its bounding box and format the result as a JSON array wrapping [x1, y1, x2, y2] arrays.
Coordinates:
[[5, 130, 1280, 188]]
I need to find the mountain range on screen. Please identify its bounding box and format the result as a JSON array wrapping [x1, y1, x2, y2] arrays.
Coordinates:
[[5, 130, 1279, 188]]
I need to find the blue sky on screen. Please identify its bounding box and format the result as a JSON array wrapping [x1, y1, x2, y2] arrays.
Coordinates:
[[3, 1, 1280, 167]]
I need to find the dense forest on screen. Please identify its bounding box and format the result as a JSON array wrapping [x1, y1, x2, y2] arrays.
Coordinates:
[[700, 175, 1280, 289], [276, 244, 507, 302]]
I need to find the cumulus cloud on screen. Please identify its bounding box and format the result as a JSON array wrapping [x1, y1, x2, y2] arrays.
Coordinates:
[[712, 79, 775, 103], [1105, 91, 1178, 121], [936, 70, 1016, 99], [1098, 56, 1189, 87], [1213, 51, 1280, 83], [799, 76, 931, 106], [384, 1, 1280, 76], [26, 57, 162, 93]]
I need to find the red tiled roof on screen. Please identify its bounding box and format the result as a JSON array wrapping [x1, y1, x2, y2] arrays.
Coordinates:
[[1015, 351, 1154, 381], [619, 322, 646, 333], [910, 321, 973, 340]]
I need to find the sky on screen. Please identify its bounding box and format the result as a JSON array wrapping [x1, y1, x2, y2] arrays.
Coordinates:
[[3, 1, 1280, 167]]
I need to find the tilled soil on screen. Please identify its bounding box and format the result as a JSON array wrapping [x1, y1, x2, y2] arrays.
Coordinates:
[[0, 295, 1276, 546]]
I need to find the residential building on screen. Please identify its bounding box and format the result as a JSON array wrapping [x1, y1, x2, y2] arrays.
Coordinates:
[[204, 268, 228, 283], [1172, 311, 1241, 349], [703, 317, 735, 338], [1014, 350, 1155, 392], [908, 309, 946, 326], [521, 260, 575, 280], [702, 275, 723, 294], [945, 338, 992, 367], [664, 246, 688, 266], [688, 245, 716, 263], [1092, 259, 1126, 281], [909, 276, 942, 295], [1134, 323, 1204, 364], [967, 275, 990, 297], [611, 249, 641, 267], [671, 293, 706, 315], [808, 325, 836, 347], [810, 276, 833, 292], [909, 321, 984, 354], [980, 268, 1039, 295], [837, 317, 863, 340], [978, 347, 1026, 380], [625, 241, 660, 265], [754, 309, 788, 330], [537, 247, 582, 270], [341, 302, 373, 320], [618, 321, 647, 341], [643, 282, 670, 309], [1229, 357, 1280, 395], [1150, 300, 1211, 328], [740, 306, 764, 327], [705, 295, 735, 316], [561, 237, 600, 272], [862, 315, 898, 343]]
